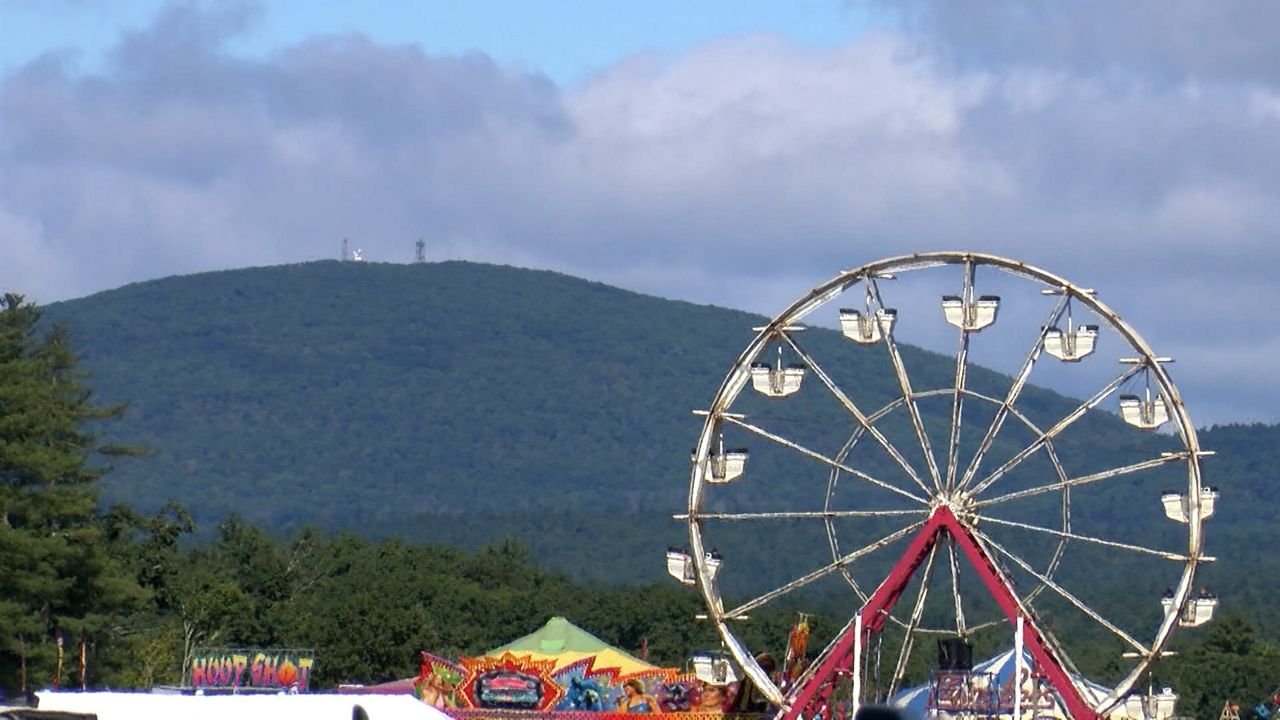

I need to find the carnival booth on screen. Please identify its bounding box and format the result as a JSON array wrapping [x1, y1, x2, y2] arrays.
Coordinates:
[[345, 617, 706, 716]]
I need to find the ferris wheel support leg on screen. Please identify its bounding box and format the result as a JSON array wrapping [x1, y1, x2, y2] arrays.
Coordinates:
[[852, 612, 862, 719], [780, 506, 1101, 720], [782, 513, 947, 720], [1015, 615, 1024, 720], [937, 508, 1101, 720]]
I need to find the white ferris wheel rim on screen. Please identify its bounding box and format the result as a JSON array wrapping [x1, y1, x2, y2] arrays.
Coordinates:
[[685, 251, 1208, 715]]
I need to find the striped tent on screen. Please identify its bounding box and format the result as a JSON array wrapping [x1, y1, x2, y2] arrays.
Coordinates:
[[890, 648, 1117, 719]]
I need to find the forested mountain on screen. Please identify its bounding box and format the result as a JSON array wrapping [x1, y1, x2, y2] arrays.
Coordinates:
[[47, 260, 754, 527], [8, 277, 1277, 718], [40, 260, 1122, 524], [41, 261, 1278, 639]]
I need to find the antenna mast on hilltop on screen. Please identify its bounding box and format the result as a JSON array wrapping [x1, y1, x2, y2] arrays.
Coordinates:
[[340, 238, 364, 262], [415, 238, 426, 263]]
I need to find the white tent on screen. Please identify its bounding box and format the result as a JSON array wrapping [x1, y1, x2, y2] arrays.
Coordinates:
[[34, 691, 451, 720], [889, 648, 1118, 720]]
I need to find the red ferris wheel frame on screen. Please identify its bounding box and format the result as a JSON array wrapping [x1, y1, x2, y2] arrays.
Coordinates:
[[782, 505, 1099, 720]]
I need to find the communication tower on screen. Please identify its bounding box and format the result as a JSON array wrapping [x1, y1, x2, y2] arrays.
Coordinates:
[[415, 238, 426, 263]]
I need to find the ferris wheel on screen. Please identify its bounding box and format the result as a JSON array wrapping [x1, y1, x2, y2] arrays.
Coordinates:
[[670, 252, 1218, 720]]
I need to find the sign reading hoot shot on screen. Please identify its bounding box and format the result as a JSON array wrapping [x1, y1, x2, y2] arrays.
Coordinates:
[[190, 649, 315, 691]]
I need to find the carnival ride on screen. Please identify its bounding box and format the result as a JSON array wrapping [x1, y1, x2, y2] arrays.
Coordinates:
[[668, 253, 1218, 719]]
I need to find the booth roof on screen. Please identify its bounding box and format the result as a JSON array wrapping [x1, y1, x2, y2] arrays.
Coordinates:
[[485, 616, 659, 675]]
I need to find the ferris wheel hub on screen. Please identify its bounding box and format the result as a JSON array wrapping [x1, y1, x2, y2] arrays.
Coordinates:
[[934, 491, 977, 519]]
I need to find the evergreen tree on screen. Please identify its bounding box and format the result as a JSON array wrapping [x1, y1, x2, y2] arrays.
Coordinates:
[[0, 293, 146, 689]]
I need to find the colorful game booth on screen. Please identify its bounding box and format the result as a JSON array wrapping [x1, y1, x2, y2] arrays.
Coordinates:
[[340, 616, 758, 719]]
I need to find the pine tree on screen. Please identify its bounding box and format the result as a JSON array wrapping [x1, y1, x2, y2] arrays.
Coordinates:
[[0, 293, 146, 689]]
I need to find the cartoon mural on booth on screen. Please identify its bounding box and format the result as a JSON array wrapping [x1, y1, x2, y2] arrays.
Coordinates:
[[422, 651, 699, 714], [553, 657, 620, 711], [417, 652, 466, 709]]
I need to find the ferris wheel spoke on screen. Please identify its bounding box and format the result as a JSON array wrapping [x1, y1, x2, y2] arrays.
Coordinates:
[[944, 261, 984, 493], [976, 452, 1189, 508], [720, 415, 930, 505], [957, 293, 1069, 493], [977, 515, 1193, 562], [1026, 439, 1073, 604], [683, 509, 929, 521], [870, 278, 945, 493], [946, 537, 968, 637], [975, 529, 1150, 655], [781, 335, 932, 496], [724, 520, 927, 619], [888, 543, 939, 699], [913, 620, 1002, 635], [945, 324, 972, 494], [968, 364, 1145, 498]]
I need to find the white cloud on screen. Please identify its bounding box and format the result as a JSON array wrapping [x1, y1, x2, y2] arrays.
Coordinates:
[[0, 2, 1276, 424]]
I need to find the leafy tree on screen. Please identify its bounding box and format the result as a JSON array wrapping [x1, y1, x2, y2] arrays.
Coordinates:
[[1161, 614, 1280, 720], [0, 293, 146, 688]]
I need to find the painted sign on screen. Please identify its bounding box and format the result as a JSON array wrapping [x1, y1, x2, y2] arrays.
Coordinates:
[[457, 653, 564, 711], [190, 649, 315, 691]]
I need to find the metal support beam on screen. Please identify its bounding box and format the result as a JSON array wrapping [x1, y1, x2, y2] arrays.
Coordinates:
[[779, 506, 1100, 720]]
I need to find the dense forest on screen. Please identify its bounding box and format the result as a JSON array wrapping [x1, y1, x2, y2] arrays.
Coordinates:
[[38, 262, 1279, 632], [43, 259, 1136, 532], [5, 260, 1278, 718], [0, 291, 844, 693]]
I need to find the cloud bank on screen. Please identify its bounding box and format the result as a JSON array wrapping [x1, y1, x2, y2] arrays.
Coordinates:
[[1, 1, 1277, 425]]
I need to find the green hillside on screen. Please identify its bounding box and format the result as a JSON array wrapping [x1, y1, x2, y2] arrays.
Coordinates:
[[44, 260, 1114, 524], [49, 260, 747, 525], [40, 261, 1277, 642]]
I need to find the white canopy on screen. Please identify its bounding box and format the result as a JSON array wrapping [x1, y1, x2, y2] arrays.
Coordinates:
[[35, 691, 450, 720], [889, 648, 1118, 719]]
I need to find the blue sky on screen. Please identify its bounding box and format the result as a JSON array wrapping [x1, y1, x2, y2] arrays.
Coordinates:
[[2, 0, 877, 84], [1, 1, 1278, 425]]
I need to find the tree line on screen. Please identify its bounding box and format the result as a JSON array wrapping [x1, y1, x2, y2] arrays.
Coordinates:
[[3, 293, 1276, 719]]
